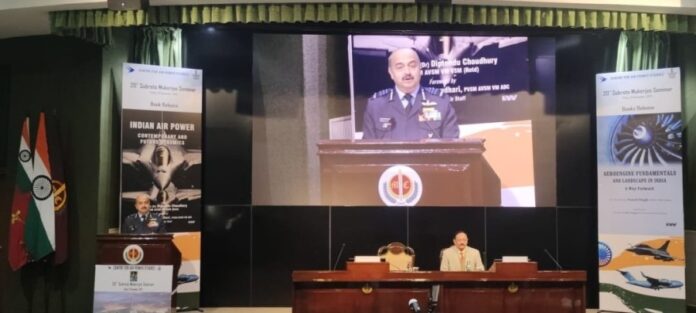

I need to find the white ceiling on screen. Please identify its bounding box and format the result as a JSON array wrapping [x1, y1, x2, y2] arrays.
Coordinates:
[[1, 0, 695, 39]]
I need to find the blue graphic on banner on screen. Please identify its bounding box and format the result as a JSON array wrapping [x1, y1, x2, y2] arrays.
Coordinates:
[[599, 242, 613, 267], [597, 114, 682, 166]]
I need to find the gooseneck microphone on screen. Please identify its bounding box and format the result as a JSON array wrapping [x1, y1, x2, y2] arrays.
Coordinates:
[[544, 248, 563, 270], [332, 243, 346, 271], [408, 298, 422, 313]]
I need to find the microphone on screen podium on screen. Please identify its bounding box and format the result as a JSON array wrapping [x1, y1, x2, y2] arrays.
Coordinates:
[[418, 108, 440, 139], [332, 243, 347, 270], [408, 298, 422, 313], [544, 248, 563, 270]]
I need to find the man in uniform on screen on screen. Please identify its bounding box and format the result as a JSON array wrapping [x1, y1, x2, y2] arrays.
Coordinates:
[[123, 194, 167, 234], [362, 48, 460, 140]]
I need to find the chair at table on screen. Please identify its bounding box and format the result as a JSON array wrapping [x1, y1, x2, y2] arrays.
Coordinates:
[[377, 242, 415, 271]]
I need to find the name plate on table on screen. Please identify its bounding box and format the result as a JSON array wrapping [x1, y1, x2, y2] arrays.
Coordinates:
[[355, 256, 382, 263], [502, 256, 529, 263]]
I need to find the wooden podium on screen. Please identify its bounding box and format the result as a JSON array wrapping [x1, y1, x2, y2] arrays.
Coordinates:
[[317, 139, 501, 206], [292, 262, 586, 313], [96, 234, 182, 306]]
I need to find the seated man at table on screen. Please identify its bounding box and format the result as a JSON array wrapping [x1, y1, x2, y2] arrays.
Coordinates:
[[123, 194, 166, 234], [440, 230, 484, 271]]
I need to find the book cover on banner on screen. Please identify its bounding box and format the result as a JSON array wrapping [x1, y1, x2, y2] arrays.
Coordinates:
[[120, 63, 203, 309], [595, 68, 685, 313]]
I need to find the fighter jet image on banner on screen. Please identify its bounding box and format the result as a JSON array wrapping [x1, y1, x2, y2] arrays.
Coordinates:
[[618, 270, 683, 290], [626, 240, 674, 261], [122, 138, 201, 207], [177, 274, 199, 285]]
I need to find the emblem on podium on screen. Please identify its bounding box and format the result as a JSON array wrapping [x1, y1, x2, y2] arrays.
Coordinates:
[[123, 244, 145, 265], [378, 165, 423, 206]]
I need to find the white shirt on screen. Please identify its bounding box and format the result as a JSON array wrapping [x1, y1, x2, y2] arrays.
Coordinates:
[[394, 86, 420, 109]]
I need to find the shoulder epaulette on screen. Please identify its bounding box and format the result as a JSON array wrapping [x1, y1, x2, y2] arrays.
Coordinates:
[[371, 88, 392, 99], [423, 87, 445, 97]]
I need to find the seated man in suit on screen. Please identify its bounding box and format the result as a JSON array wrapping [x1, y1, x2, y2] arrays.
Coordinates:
[[440, 230, 484, 271], [123, 194, 166, 234]]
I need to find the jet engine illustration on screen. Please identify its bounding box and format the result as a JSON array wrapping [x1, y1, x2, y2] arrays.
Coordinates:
[[610, 113, 682, 166]]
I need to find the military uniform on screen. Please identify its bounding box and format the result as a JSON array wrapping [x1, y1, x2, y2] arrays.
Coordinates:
[[123, 212, 166, 234], [362, 87, 459, 140]]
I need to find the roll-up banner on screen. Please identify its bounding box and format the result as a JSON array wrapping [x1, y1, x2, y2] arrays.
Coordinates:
[[120, 63, 203, 309], [596, 68, 685, 313]]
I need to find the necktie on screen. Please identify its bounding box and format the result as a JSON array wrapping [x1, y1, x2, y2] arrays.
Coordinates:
[[460, 251, 467, 271], [403, 94, 413, 113], [140, 215, 145, 222]]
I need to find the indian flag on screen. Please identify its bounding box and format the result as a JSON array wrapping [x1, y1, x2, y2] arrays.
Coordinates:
[[8, 118, 32, 270], [24, 113, 55, 260]]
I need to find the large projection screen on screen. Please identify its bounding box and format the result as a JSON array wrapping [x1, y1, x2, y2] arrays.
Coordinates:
[[251, 34, 557, 207]]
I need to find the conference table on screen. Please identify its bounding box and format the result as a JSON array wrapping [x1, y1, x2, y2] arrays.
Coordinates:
[[292, 261, 586, 313]]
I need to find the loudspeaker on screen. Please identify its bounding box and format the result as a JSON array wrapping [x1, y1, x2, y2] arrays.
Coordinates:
[[107, 0, 149, 10]]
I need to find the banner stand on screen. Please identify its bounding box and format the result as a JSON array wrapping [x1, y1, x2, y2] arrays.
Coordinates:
[[596, 68, 685, 313], [119, 63, 204, 310]]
